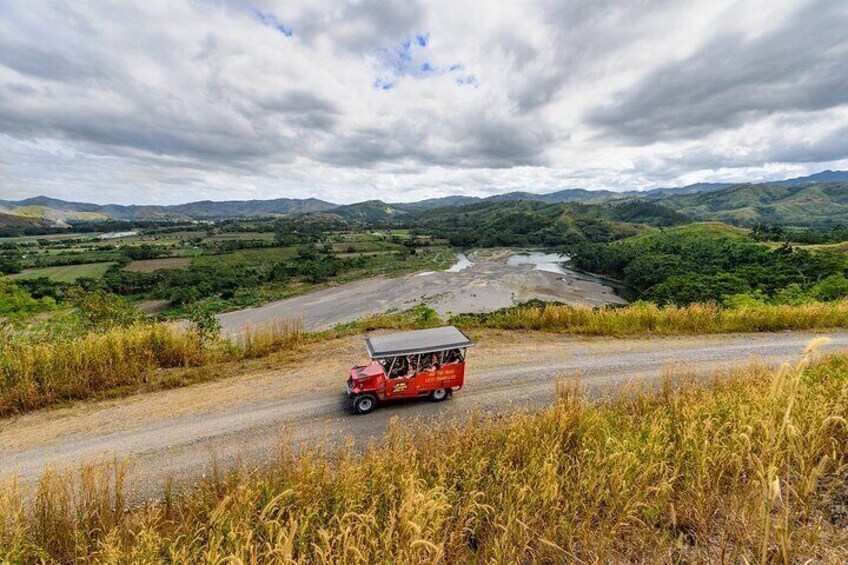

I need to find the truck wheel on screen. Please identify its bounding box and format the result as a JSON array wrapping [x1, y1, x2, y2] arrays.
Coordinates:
[[353, 394, 377, 414], [429, 388, 449, 402]]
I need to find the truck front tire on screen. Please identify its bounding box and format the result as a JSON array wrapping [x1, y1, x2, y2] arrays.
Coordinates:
[[353, 394, 377, 414], [429, 388, 449, 402]]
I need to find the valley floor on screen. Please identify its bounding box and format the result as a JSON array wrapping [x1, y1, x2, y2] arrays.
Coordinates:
[[217, 250, 625, 333]]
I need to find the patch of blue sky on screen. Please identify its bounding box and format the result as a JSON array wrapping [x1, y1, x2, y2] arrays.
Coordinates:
[[252, 7, 293, 37], [373, 77, 397, 90], [372, 33, 477, 90]]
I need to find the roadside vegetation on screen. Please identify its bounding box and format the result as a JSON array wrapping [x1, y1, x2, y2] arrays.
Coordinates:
[[2, 344, 845, 562], [0, 312, 304, 418], [453, 299, 848, 336], [4, 285, 848, 418]]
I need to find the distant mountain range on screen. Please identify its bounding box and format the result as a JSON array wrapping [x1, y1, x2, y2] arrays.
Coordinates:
[[0, 195, 335, 222], [1, 170, 847, 228]]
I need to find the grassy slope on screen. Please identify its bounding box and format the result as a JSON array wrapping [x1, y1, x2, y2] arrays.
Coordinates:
[[2, 349, 845, 562], [11, 205, 108, 221], [616, 221, 749, 244], [0, 212, 55, 231], [452, 300, 848, 335], [6, 262, 116, 282]]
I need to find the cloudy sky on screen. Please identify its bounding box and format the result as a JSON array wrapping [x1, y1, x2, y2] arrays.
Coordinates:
[[1, 0, 847, 205]]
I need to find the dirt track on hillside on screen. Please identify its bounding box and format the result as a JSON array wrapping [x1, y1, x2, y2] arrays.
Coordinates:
[[1, 329, 846, 498]]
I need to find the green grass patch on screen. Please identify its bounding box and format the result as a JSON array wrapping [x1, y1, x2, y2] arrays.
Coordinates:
[[6, 262, 116, 282], [192, 246, 300, 269]]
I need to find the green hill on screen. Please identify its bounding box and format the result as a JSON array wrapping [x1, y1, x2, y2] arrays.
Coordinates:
[[11, 205, 109, 222], [662, 183, 848, 227], [409, 199, 686, 247], [0, 212, 58, 235], [568, 219, 848, 305], [329, 200, 408, 223]]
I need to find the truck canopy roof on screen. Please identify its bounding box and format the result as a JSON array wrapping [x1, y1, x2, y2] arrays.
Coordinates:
[[365, 326, 474, 359]]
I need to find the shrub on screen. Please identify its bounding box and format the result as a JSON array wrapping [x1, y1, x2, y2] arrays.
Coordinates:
[[187, 301, 222, 344], [0, 281, 56, 320], [67, 288, 143, 329], [812, 273, 848, 301]]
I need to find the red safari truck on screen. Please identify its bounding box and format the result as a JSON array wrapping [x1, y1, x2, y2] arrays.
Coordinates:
[[347, 326, 474, 414]]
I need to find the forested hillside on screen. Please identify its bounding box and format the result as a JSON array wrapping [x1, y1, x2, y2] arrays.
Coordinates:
[[569, 223, 848, 305], [411, 199, 685, 247], [663, 183, 848, 227]]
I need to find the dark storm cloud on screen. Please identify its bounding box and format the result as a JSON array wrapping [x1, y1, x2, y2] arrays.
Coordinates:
[[256, 90, 341, 132], [588, 0, 848, 143], [452, 117, 552, 167], [317, 108, 551, 170]]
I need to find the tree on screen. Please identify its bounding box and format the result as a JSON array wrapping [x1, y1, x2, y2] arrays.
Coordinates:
[[188, 301, 222, 344], [0, 280, 56, 319], [67, 288, 142, 329], [812, 274, 848, 301], [0, 250, 23, 275]]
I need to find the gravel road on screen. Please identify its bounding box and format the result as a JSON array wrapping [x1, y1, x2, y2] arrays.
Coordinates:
[[1, 329, 845, 498]]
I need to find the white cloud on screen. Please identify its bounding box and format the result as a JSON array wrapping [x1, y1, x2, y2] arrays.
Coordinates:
[[0, 0, 846, 205]]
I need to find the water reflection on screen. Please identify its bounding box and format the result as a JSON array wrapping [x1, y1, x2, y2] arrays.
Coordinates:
[[506, 252, 571, 274], [446, 252, 474, 272]]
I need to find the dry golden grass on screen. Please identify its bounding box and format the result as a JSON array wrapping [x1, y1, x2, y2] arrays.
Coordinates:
[[1, 346, 846, 563], [0, 318, 304, 417], [3, 299, 848, 418], [453, 299, 848, 336]]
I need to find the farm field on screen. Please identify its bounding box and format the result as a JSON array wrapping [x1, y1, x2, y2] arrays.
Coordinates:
[[0, 231, 101, 244], [0, 220, 457, 317], [191, 246, 300, 268], [206, 231, 276, 241], [6, 261, 116, 282], [123, 257, 193, 272]]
